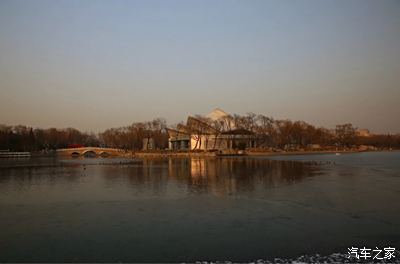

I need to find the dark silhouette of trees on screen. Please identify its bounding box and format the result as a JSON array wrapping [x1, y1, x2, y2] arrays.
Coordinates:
[[335, 123, 357, 147], [1, 115, 399, 152], [355, 134, 400, 148], [0, 125, 99, 151], [99, 118, 168, 151]]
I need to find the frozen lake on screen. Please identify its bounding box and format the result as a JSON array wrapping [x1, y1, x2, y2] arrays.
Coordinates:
[[0, 152, 399, 262]]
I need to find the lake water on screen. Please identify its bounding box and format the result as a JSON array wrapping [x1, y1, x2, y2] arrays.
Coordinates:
[[0, 152, 399, 262]]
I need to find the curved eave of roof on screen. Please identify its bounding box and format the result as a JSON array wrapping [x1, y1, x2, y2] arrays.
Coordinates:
[[166, 128, 190, 136]]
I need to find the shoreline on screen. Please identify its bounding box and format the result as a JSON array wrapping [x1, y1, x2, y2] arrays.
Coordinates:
[[7, 149, 398, 159], [134, 149, 399, 158], [248, 149, 360, 156]]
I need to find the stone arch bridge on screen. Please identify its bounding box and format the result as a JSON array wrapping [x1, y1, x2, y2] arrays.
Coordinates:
[[57, 147, 128, 157]]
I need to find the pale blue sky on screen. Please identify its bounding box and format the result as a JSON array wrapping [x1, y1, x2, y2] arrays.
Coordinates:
[[0, 0, 399, 132]]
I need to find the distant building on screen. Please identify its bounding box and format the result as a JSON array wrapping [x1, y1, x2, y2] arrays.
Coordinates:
[[167, 128, 190, 150], [206, 108, 230, 121], [168, 108, 256, 151], [356, 129, 371, 137]]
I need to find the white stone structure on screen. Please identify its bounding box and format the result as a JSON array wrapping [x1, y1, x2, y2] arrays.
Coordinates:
[[168, 108, 256, 151]]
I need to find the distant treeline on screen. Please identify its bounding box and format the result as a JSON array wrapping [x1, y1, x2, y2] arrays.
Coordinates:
[[0, 118, 168, 152], [0, 126, 99, 152], [1, 114, 399, 151]]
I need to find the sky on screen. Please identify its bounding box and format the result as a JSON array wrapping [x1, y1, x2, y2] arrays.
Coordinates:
[[0, 0, 399, 133]]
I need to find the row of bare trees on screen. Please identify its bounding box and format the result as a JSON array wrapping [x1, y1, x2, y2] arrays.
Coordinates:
[[176, 113, 400, 149], [0, 125, 99, 151], [99, 118, 168, 150], [1, 114, 399, 151], [0, 118, 168, 152], [175, 113, 336, 149]]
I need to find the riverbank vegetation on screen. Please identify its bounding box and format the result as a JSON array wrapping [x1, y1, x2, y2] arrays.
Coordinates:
[[1, 113, 399, 152]]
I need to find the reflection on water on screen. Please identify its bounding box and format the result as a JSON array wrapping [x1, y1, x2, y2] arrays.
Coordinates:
[[103, 158, 320, 198], [0, 158, 320, 212], [0, 157, 320, 202], [170, 158, 319, 196], [0, 153, 399, 262]]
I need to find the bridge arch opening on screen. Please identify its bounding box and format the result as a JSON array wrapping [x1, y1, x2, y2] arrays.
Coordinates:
[[71, 152, 80, 158], [83, 150, 97, 158], [99, 152, 110, 158]]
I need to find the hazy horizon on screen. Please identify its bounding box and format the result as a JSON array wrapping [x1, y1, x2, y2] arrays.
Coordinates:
[[1, 0, 399, 133]]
